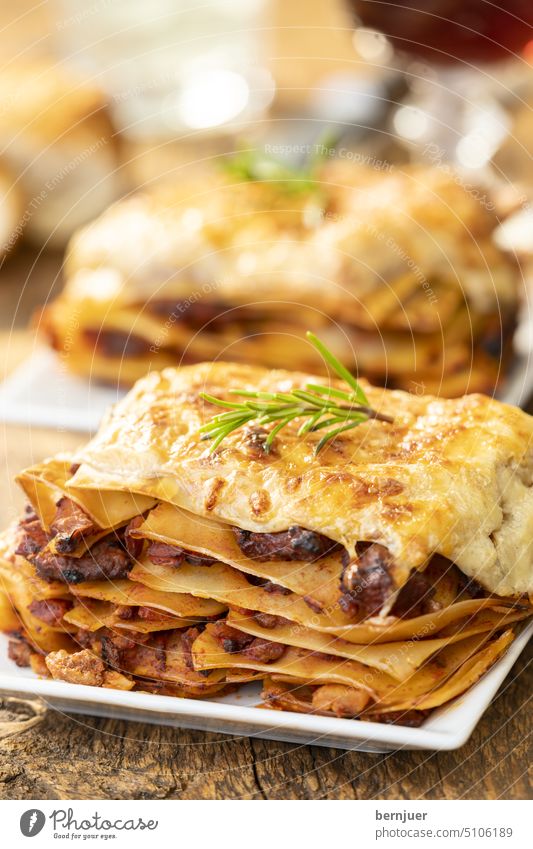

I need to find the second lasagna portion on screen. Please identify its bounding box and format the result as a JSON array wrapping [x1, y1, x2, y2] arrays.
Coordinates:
[[1, 362, 532, 724], [39, 162, 517, 396]]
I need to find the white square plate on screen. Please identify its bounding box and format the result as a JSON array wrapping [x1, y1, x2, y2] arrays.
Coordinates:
[[0, 622, 530, 752], [0, 349, 531, 749]]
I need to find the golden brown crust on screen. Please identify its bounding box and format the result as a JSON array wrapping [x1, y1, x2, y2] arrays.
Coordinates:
[[67, 361, 533, 597], [45, 648, 106, 686]]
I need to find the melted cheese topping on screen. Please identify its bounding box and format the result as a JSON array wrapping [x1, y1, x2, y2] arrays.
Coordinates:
[[65, 361, 533, 596], [61, 164, 515, 313]]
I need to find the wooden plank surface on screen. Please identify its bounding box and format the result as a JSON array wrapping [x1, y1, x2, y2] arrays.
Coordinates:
[[0, 248, 531, 800]]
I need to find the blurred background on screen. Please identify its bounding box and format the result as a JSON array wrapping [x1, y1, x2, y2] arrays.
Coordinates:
[[0, 0, 532, 359], [0, 0, 531, 521]]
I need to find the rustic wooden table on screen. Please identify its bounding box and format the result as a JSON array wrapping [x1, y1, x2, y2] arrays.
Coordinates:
[[0, 249, 531, 800]]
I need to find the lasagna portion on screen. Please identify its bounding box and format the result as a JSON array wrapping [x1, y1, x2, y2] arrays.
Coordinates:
[[39, 162, 516, 396], [1, 362, 531, 725]]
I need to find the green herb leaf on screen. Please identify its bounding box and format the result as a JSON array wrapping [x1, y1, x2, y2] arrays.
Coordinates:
[[220, 129, 341, 195], [199, 333, 393, 454], [305, 332, 369, 405]]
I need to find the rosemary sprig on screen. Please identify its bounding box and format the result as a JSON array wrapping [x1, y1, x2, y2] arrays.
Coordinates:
[[220, 129, 340, 196], [199, 332, 393, 453]]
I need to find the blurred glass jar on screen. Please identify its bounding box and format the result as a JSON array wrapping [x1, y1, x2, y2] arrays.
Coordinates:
[[55, 0, 274, 141]]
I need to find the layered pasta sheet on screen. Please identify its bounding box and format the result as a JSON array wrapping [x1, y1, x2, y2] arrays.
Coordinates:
[[39, 163, 517, 396], [1, 449, 530, 724]]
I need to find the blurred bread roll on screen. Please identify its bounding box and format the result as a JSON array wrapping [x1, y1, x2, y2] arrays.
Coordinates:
[[0, 59, 120, 246], [0, 160, 23, 259]]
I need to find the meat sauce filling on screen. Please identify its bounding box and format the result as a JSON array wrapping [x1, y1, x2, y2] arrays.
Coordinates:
[[232, 525, 341, 562], [145, 527, 458, 620], [15, 503, 134, 584], [339, 543, 393, 617], [339, 543, 441, 619], [147, 299, 255, 329], [17, 500, 479, 622], [82, 329, 153, 359], [50, 496, 96, 553], [146, 541, 217, 568], [211, 621, 286, 663], [145, 542, 294, 598], [76, 627, 165, 675], [28, 598, 73, 626], [75, 626, 216, 682]]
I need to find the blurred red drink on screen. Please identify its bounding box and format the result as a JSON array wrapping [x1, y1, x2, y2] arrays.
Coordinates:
[[348, 1, 533, 64]]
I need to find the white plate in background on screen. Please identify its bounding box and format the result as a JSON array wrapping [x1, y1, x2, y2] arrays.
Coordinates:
[[0, 347, 124, 433], [0, 622, 530, 752]]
